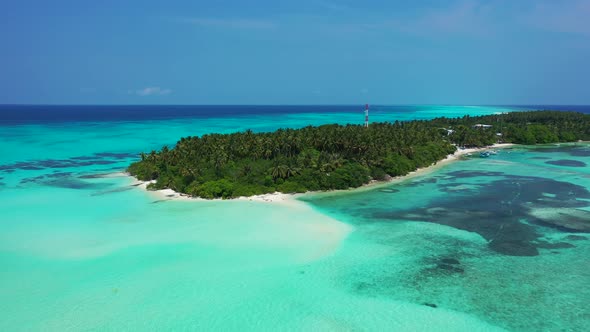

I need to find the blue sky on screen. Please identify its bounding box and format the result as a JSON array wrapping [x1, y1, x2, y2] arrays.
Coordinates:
[[1, 0, 589, 105]]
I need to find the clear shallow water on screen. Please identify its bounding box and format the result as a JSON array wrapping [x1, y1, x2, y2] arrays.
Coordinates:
[[304, 144, 590, 331], [0, 105, 589, 331]]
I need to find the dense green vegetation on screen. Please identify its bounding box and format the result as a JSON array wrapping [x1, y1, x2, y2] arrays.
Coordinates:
[[128, 111, 590, 198], [432, 110, 590, 146]]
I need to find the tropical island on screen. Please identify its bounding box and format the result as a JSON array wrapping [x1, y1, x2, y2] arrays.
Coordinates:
[[128, 111, 590, 199]]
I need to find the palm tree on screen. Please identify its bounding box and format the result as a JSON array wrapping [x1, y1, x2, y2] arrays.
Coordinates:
[[269, 165, 288, 179]]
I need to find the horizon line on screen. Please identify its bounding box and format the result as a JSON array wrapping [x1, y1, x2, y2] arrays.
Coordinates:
[[1, 103, 590, 107]]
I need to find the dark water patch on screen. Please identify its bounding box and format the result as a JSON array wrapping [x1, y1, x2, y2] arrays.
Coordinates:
[[19, 173, 110, 190], [354, 282, 375, 292], [151, 199, 170, 204], [489, 238, 539, 256], [545, 159, 586, 167], [435, 264, 464, 274], [444, 170, 505, 179], [43, 178, 105, 189], [373, 174, 590, 256], [534, 240, 575, 249], [0, 104, 374, 124], [20, 166, 44, 170], [21, 172, 73, 182], [529, 148, 565, 153], [502, 175, 590, 199], [404, 178, 438, 187], [564, 235, 587, 241], [421, 255, 464, 269], [90, 187, 133, 196], [440, 258, 460, 265], [530, 146, 590, 157], [37, 159, 82, 168], [422, 303, 438, 308], [42, 139, 82, 146], [0, 151, 136, 173], [79, 160, 118, 166], [94, 152, 137, 159], [0, 157, 124, 172], [417, 255, 468, 276], [70, 156, 98, 161], [79, 174, 103, 179], [42, 179, 96, 189], [20, 175, 45, 184], [79, 173, 119, 179], [344, 232, 482, 305], [570, 149, 590, 157], [46, 172, 72, 178]]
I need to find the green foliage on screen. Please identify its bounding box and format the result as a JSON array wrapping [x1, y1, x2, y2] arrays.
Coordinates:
[[382, 154, 415, 176], [370, 167, 388, 181], [194, 179, 235, 199], [128, 161, 158, 181], [559, 131, 577, 142], [128, 110, 590, 199], [433, 110, 589, 144], [277, 181, 308, 194]]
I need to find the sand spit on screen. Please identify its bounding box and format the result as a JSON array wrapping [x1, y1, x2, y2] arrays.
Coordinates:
[[133, 180, 303, 206]]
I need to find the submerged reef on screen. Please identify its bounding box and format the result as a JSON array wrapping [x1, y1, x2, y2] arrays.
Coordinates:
[[545, 159, 587, 167], [374, 172, 590, 256]]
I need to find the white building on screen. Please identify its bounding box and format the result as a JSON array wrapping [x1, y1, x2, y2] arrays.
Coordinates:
[[473, 124, 492, 129]]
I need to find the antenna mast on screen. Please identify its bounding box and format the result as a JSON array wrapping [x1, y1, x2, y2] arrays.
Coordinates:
[[364, 104, 369, 128]]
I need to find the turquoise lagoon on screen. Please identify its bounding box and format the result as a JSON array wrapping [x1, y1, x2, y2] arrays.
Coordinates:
[[0, 105, 589, 331]]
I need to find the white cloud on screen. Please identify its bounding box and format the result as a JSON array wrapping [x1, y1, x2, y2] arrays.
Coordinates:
[[133, 87, 172, 96], [176, 17, 276, 29]]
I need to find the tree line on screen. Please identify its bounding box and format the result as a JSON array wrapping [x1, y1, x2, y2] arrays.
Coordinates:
[[128, 111, 590, 198]]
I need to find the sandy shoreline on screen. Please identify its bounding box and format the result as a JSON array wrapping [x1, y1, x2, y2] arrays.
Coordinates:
[[130, 143, 514, 204]]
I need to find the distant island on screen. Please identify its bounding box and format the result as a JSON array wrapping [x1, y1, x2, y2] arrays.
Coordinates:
[[128, 111, 589, 199]]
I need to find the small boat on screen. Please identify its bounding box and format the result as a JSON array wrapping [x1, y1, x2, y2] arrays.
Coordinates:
[[480, 151, 491, 158]]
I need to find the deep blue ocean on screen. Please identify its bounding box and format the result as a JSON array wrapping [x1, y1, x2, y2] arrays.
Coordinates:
[[1, 104, 589, 124]]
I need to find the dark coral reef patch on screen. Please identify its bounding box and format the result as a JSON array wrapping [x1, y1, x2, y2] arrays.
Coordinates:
[[373, 171, 590, 256]]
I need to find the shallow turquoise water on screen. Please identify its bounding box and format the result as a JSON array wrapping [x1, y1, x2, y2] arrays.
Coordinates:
[[1, 105, 588, 331], [304, 144, 590, 331]]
